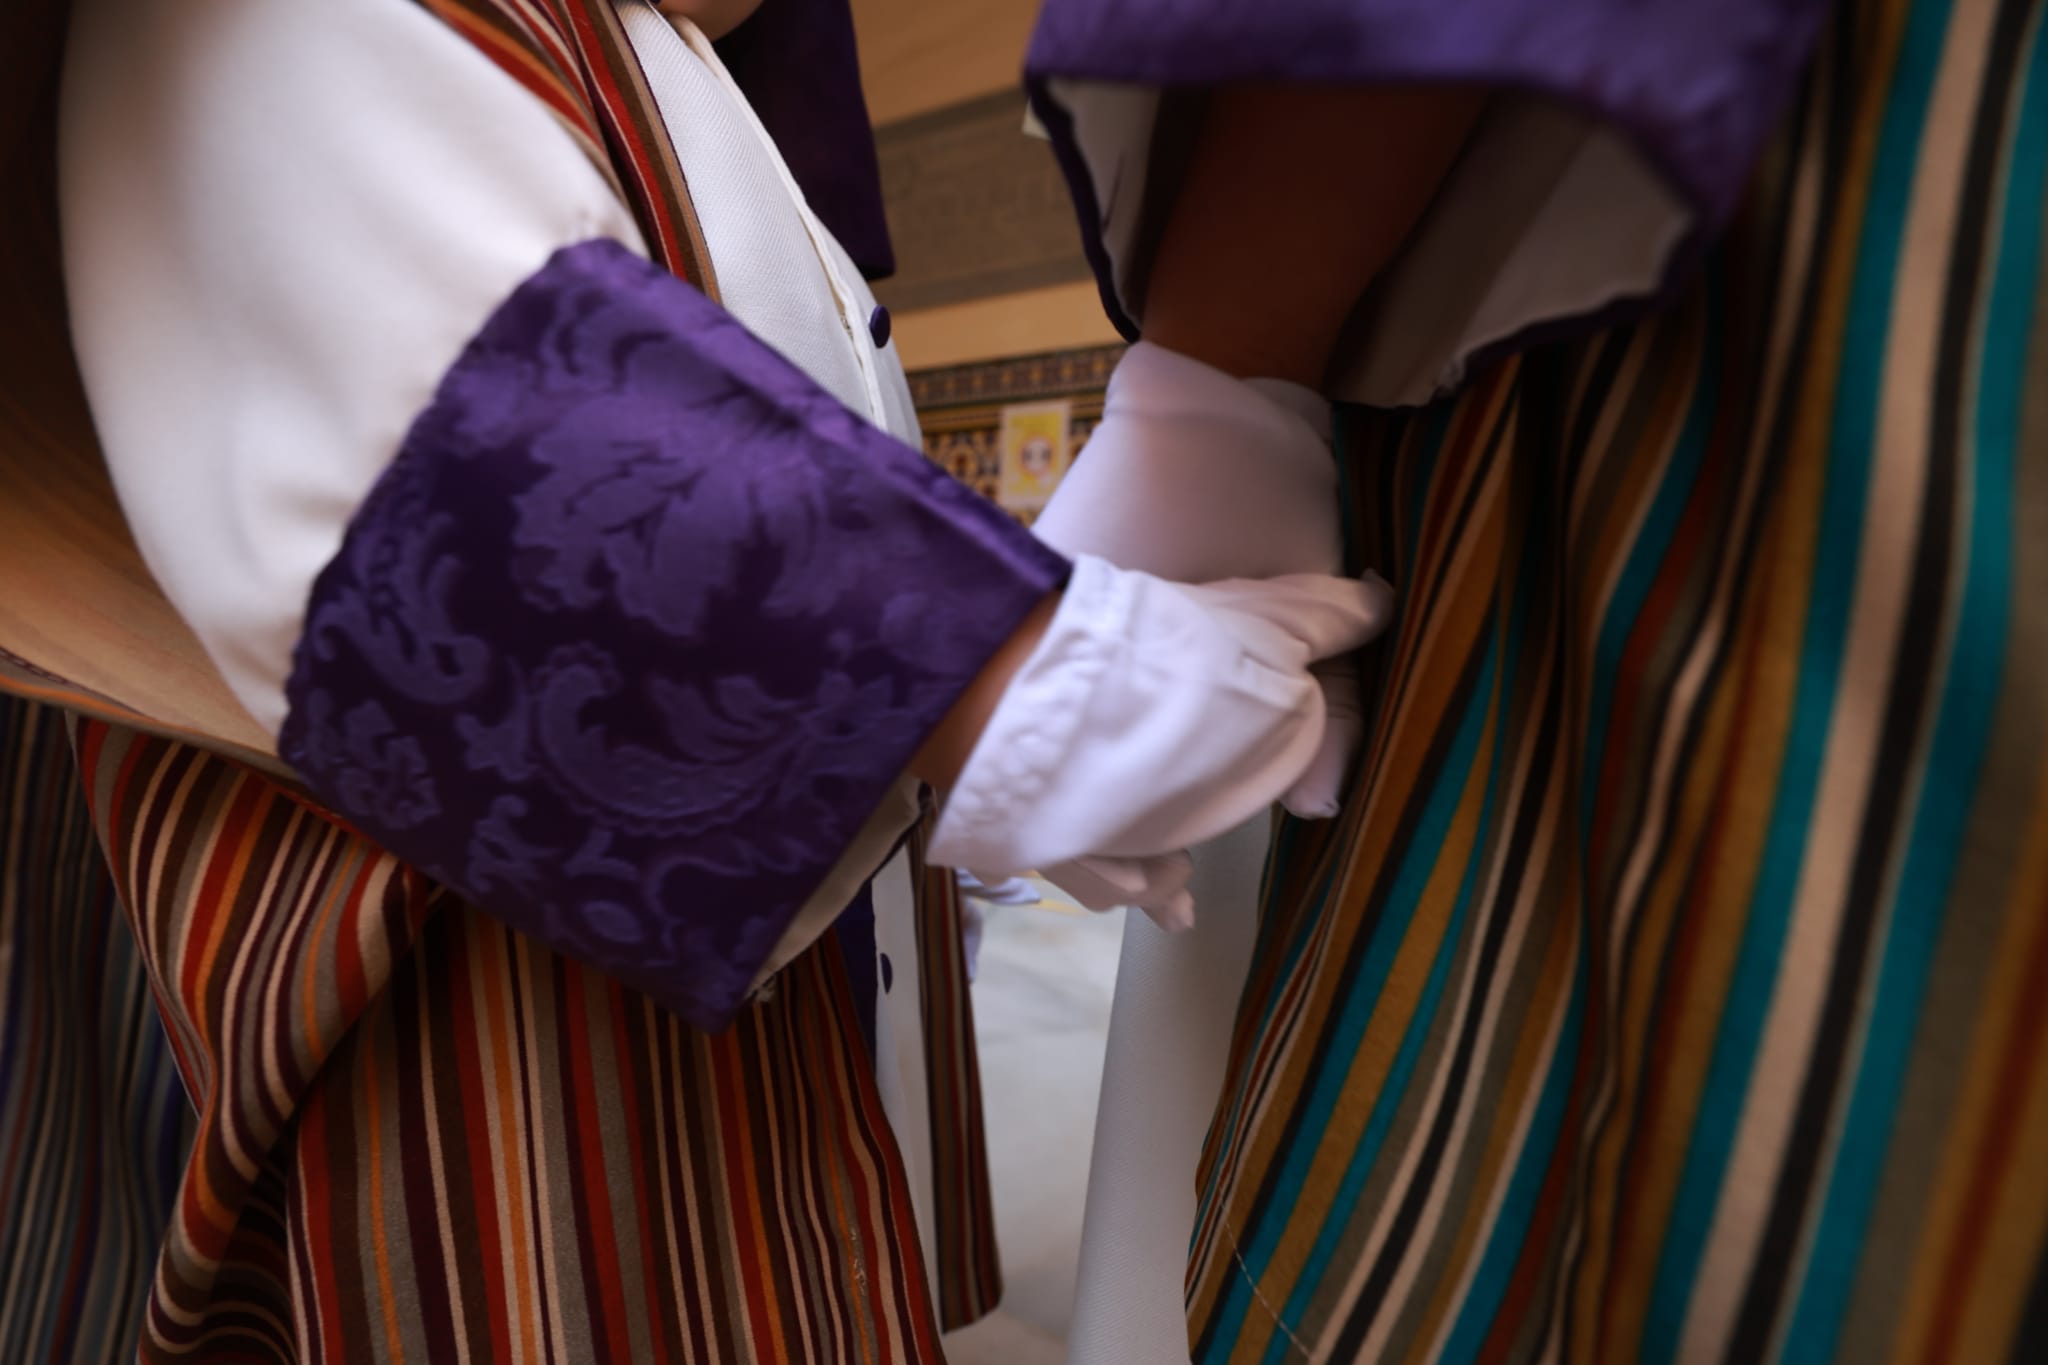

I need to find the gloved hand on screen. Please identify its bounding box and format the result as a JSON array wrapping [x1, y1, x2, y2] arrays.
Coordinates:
[[1034, 340, 1344, 585], [927, 555, 1392, 921], [1027, 341, 1383, 924]]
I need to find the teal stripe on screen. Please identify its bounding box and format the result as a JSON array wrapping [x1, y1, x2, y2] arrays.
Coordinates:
[[1257, 619, 1517, 1365], [1778, 13, 2048, 1360], [1436, 987, 1584, 1363], [1639, 4, 1952, 1357], [1192, 808, 1326, 1259], [1209, 628, 1503, 1353], [1234, 413, 1392, 1047], [1577, 300, 1722, 837], [1194, 405, 1468, 1254]]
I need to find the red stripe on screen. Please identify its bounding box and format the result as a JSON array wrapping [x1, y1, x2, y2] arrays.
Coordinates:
[[295, 1077, 351, 1364], [560, 963, 636, 1362], [447, 922, 519, 1365], [176, 774, 263, 1025], [709, 1029, 784, 1353], [559, 2, 685, 265], [609, 987, 677, 1365]]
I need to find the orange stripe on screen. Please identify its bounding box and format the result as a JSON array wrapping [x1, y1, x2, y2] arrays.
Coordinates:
[[1915, 876, 2048, 1364], [180, 773, 264, 1055], [710, 1029, 788, 1360], [448, 916, 519, 1365], [359, 1009, 412, 1363], [297, 1073, 353, 1363], [561, 964, 636, 1362], [298, 835, 357, 1059], [477, 924, 544, 1361]]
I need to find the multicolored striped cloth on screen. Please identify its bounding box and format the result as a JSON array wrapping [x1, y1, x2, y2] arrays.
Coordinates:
[[0, 0, 1004, 1360], [2, 687, 996, 1364], [0, 697, 191, 1364], [1192, 0, 2048, 1359], [74, 715, 965, 1363]]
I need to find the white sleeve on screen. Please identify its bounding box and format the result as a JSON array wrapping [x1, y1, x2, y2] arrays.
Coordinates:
[[58, 0, 647, 736]]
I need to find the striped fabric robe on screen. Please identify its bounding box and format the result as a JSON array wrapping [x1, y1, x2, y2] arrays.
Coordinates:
[[1, 697, 996, 1363], [0, 0, 1003, 1361], [11, 0, 2048, 1362], [1162, 3, 2048, 1360]]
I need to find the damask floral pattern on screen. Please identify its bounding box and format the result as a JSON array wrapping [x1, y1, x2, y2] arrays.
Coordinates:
[[281, 238, 1067, 1030]]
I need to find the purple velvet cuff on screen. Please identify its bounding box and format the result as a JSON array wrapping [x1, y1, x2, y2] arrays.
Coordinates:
[[279, 238, 1067, 1031], [1026, 0, 1831, 340]]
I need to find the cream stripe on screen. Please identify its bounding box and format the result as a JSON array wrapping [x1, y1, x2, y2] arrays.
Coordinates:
[[640, 1015, 702, 1365], [1544, 256, 1802, 1363], [415, 948, 476, 1365], [159, 755, 224, 1153], [753, 1007, 820, 1364], [354, 854, 401, 1025], [1414, 898, 1580, 1365], [213, 783, 288, 1182], [1674, 4, 1996, 1357], [137, 747, 196, 1028], [1764, 93, 2000, 1365], [804, 1013, 859, 1362], [698, 1028, 765, 1363], [783, 1013, 855, 1360], [512, 938, 576, 1365], [466, 928, 532, 1365], [286, 1159, 319, 1354], [245, 808, 320, 1163], [254, 807, 312, 1129]]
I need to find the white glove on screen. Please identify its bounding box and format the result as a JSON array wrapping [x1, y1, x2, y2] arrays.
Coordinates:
[[1034, 340, 1343, 583], [1028, 850, 1197, 931], [927, 556, 1392, 907], [1033, 340, 1368, 819], [1028, 342, 1379, 922]]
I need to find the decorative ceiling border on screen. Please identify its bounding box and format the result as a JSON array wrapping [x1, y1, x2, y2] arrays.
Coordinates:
[[907, 342, 1125, 413], [871, 89, 1095, 314]]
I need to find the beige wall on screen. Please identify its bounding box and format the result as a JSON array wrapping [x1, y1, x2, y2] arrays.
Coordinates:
[[851, 0, 1121, 367], [888, 281, 1122, 371], [849, 0, 1040, 127]]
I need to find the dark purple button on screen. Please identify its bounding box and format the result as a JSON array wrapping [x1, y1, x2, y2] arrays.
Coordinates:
[[879, 952, 894, 994], [868, 304, 891, 349]]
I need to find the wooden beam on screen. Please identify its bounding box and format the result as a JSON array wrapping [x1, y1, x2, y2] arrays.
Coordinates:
[[892, 281, 1125, 371]]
